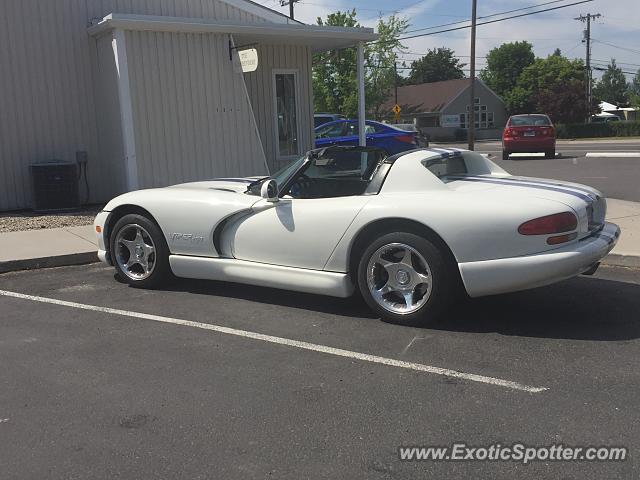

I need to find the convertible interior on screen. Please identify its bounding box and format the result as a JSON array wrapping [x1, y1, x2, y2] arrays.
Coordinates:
[[286, 149, 386, 199]]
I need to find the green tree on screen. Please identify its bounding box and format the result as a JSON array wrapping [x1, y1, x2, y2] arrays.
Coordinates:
[[629, 68, 640, 107], [368, 15, 409, 118], [405, 47, 465, 85], [312, 10, 408, 118], [506, 54, 590, 121], [534, 79, 591, 123], [480, 41, 535, 99], [593, 60, 629, 105]]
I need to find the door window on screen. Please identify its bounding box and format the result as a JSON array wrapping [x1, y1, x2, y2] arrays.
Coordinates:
[[316, 122, 346, 138]]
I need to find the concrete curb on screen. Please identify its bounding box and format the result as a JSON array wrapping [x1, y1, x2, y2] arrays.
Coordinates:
[[0, 252, 99, 274], [601, 254, 640, 269], [586, 152, 640, 158]]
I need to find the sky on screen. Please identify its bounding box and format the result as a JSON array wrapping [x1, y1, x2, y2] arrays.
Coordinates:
[[256, 0, 640, 80]]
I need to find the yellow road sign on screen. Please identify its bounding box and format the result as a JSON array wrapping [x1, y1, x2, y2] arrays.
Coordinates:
[[392, 104, 401, 115]]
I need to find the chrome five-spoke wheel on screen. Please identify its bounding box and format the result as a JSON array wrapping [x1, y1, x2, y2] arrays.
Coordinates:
[[114, 224, 157, 280], [366, 242, 433, 315]]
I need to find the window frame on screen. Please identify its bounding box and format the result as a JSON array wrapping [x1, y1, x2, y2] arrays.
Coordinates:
[[272, 68, 302, 160]]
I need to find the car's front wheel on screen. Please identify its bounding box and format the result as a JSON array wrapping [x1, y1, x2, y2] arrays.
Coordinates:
[[110, 213, 170, 288], [357, 232, 456, 326]]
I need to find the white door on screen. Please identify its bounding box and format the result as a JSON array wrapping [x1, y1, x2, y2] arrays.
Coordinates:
[[229, 196, 369, 270], [228, 148, 384, 270]]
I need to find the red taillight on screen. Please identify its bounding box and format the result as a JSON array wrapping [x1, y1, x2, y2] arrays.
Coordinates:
[[396, 134, 417, 144], [539, 127, 555, 137], [503, 128, 517, 138], [518, 212, 577, 235]]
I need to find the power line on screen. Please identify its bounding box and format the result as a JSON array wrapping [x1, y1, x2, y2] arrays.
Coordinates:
[[592, 59, 640, 68], [396, 0, 594, 41], [301, 0, 458, 16], [398, 51, 487, 58], [592, 66, 637, 75], [403, 0, 578, 35], [592, 39, 640, 56]]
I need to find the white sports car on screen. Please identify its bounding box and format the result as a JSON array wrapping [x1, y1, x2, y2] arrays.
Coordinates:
[[94, 146, 620, 326]]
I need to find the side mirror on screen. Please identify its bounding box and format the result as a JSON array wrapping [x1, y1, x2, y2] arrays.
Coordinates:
[[260, 179, 279, 203]]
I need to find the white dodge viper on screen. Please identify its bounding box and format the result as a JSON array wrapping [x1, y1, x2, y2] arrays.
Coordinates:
[[95, 146, 620, 326]]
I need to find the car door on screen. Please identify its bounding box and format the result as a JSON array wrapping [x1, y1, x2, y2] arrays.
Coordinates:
[[228, 148, 381, 270], [364, 122, 385, 149]]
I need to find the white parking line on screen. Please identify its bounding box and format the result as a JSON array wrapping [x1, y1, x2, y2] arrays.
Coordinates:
[[0, 289, 547, 393], [586, 152, 640, 158]]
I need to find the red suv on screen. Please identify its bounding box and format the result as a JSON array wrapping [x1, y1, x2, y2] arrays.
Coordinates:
[[502, 114, 556, 160]]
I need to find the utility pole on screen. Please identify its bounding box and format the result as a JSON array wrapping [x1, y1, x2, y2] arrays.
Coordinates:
[[280, 0, 300, 20], [575, 13, 601, 118], [468, 0, 477, 150]]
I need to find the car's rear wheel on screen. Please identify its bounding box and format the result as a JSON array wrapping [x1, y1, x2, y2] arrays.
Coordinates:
[[357, 232, 456, 326], [110, 214, 170, 288], [502, 150, 509, 160], [545, 149, 555, 159]]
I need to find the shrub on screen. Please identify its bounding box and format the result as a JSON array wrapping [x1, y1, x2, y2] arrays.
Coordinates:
[[454, 128, 467, 141], [555, 121, 640, 139]]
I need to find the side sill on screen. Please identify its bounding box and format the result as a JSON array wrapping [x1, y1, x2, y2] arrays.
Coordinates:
[[169, 255, 355, 298]]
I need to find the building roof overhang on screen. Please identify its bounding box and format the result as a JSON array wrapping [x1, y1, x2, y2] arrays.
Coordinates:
[[88, 14, 378, 52]]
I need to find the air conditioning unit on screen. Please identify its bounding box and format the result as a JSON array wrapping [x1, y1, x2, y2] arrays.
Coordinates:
[[30, 161, 79, 212]]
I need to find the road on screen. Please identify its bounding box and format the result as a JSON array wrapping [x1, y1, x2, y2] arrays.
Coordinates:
[[436, 139, 640, 202], [1, 263, 639, 479]]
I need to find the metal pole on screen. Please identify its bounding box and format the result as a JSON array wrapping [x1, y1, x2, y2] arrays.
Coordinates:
[[576, 13, 600, 120], [585, 14, 591, 112], [468, 0, 477, 151], [280, 0, 297, 20], [357, 42, 366, 146], [394, 62, 398, 105], [394, 62, 398, 124]]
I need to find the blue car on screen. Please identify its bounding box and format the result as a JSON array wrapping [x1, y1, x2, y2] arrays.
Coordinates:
[[314, 119, 419, 155]]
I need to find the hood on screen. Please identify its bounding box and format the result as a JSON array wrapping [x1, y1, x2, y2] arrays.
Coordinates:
[[447, 174, 606, 239], [169, 176, 265, 194]]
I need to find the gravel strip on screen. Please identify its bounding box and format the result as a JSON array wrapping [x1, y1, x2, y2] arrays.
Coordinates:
[[0, 206, 103, 233]]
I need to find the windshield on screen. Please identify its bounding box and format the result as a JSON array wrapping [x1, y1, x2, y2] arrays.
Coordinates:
[[246, 155, 306, 196]]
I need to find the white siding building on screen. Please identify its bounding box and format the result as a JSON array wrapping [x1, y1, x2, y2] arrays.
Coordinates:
[[0, 0, 375, 211]]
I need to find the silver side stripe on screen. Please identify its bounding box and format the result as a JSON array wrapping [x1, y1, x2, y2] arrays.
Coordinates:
[[499, 175, 599, 197], [448, 175, 595, 203]]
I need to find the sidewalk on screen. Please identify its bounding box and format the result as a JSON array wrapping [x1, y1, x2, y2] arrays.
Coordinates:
[[0, 200, 638, 274], [0, 225, 97, 273], [606, 198, 640, 267]]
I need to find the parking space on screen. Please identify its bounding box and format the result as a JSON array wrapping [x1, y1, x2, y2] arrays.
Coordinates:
[[1, 263, 639, 478]]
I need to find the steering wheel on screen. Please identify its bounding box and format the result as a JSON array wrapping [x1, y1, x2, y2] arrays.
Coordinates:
[[289, 173, 312, 198]]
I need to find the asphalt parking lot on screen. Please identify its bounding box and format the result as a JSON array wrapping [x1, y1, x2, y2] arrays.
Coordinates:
[[1, 263, 639, 479], [437, 139, 640, 202]]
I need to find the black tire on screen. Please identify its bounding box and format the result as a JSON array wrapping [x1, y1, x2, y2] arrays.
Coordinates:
[[545, 149, 555, 159], [109, 213, 171, 289], [502, 150, 509, 160], [357, 232, 457, 327]]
